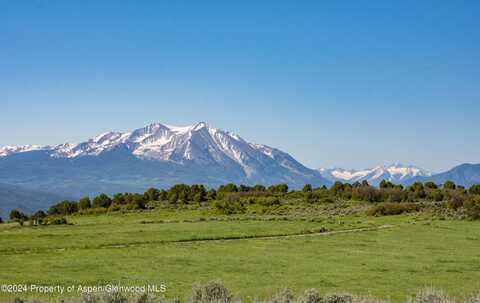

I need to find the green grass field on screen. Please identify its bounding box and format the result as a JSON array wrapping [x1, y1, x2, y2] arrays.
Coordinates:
[[1, 208, 480, 302]]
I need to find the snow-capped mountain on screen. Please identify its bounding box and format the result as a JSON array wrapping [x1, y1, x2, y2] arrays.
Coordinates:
[[319, 164, 432, 186], [0, 122, 329, 200], [1, 122, 320, 178], [0, 144, 46, 157]]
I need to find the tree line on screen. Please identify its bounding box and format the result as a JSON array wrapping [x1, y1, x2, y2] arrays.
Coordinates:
[[2, 180, 480, 224]]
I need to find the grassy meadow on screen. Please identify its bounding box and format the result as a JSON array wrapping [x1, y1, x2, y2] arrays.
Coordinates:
[[1, 206, 480, 302]]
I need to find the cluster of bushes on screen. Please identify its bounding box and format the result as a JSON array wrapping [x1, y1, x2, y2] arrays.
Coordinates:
[[212, 195, 284, 214], [326, 180, 476, 204], [8, 209, 29, 221], [7, 209, 32, 226], [213, 199, 247, 215], [6, 183, 293, 225], [13, 180, 480, 223], [464, 197, 480, 219], [315, 180, 480, 219], [367, 203, 420, 216], [166, 184, 212, 204], [6, 208, 68, 226], [46, 192, 151, 216], [10, 282, 480, 303], [217, 183, 288, 194]]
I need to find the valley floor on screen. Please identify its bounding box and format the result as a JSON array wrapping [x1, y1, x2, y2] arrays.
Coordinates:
[[1, 208, 479, 302]]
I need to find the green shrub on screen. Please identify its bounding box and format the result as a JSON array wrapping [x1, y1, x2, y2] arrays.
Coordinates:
[[48, 200, 79, 216], [469, 184, 480, 195], [352, 186, 382, 202], [320, 197, 335, 204], [108, 203, 123, 212], [367, 203, 420, 216], [93, 193, 113, 209], [31, 210, 47, 220], [304, 192, 316, 203], [464, 198, 480, 220], [255, 197, 281, 207], [448, 194, 465, 210], [268, 184, 289, 194], [48, 217, 68, 225], [9, 209, 28, 221], [381, 188, 405, 203], [79, 207, 108, 216], [443, 181, 456, 190], [303, 184, 313, 192], [78, 197, 92, 210], [429, 190, 444, 202], [213, 200, 246, 215]]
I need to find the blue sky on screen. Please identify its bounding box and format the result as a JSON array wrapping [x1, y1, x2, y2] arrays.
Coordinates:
[[1, 1, 479, 171]]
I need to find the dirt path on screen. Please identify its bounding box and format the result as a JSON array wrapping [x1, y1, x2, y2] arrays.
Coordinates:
[[175, 224, 396, 244]]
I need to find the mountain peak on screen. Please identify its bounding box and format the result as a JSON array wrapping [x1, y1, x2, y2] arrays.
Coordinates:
[[193, 121, 208, 130]]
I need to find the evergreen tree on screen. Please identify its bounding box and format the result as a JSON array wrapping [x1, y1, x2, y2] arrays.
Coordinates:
[[239, 184, 251, 192], [48, 200, 78, 215], [190, 184, 206, 201], [9, 209, 27, 221], [252, 185, 266, 192], [159, 189, 168, 201], [144, 188, 160, 201], [443, 181, 456, 190], [330, 181, 344, 194], [78, 197, 92, 210], [424, 182, 438, 189], [31, 210, 47, 225], [93, 194, 112, 208], [380, 180, 395, 189], [206, 189, 217, 200], [218, 183, 238, 193], [168, 192, 179, 205], [32, 210, 47, 219], [302, 184, 312, 192], [268, 184, 288, 193], [132, 193, 147, 209]]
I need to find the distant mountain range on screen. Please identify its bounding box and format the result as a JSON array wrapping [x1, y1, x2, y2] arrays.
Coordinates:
[[0, 121, 479, 217], [319, 163, 480, 187], [318, 164, 432, 186]]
